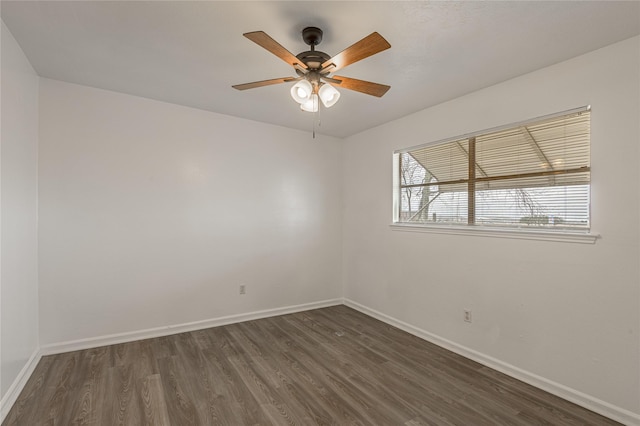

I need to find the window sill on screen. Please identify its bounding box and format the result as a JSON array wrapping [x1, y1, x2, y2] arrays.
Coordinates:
[[390, 223, 599, 244]]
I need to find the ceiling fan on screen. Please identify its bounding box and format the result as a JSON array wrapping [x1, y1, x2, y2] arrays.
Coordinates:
[[232, 27, 391, 112]]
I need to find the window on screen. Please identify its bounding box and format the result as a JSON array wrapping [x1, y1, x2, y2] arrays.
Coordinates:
[[393, 107, 591, 233]]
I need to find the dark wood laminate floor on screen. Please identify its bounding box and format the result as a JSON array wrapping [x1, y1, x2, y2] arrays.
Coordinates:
[[4, 305, 621, 425]]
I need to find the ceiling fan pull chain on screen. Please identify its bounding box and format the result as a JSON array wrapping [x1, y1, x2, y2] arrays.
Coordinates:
[[310, 95, 320, 139]]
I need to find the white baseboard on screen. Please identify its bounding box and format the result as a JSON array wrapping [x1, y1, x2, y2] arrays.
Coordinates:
[[40, 298, 343, 356], [1, 347, 42, 424], [343, 299, 640, 426]]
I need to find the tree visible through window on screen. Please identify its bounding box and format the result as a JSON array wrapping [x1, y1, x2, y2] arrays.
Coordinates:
[[395, 108, 591, 230]]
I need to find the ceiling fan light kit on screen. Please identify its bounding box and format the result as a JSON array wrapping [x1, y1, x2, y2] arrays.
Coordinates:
[[318, 84, 340, 108], [300, 95, 319, 113], [290, 80, 313, 104], [233, 26, 391, 116]]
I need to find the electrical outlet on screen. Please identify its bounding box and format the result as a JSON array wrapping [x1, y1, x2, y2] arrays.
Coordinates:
[[239, 285, 246, 295], [463, 309, 472, 323]]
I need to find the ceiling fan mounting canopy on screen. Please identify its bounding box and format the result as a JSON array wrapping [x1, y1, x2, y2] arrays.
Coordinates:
[[301, 26, 323, 47]]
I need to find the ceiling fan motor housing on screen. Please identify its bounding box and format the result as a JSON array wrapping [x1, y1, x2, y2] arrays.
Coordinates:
[[296, 50, 331, 71]]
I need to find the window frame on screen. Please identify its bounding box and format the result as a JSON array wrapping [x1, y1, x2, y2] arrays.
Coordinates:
[[391, 106, 599, 244]]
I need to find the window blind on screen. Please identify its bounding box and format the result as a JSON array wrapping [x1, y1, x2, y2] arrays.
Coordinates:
[[396, 108, 591, 230]]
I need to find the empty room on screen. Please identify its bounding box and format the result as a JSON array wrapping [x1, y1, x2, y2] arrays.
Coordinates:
[[1, 1, 639, 425]]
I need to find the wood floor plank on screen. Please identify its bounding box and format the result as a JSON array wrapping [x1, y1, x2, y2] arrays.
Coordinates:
[[59, 347, 109, 425], [3, 306, 623, 426], [137, 374, 171, 426], [45, 351, 82, 424], [200, 346, 265, 425], [103, 364, 142, 425], [2, 355, 57, 425], [157, 356, 201, 425]]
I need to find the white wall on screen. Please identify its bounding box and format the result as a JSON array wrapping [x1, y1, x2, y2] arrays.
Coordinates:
[[0, 21, 39, 397], [38, 79, 343, 345], [343, 36, 640, 420]]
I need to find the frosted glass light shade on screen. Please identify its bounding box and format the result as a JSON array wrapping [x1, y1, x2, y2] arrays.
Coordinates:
[[319, 84, 340, 108], [290, 80, 313, 104], [300, 94, 319, 112]]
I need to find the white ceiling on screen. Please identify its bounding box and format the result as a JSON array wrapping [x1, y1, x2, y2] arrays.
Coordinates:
[[2, 1, 639, 138]]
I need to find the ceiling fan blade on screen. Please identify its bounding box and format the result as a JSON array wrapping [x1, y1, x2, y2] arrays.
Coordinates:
[[330, 76, 390, 97], [232, 77, 297, 91], [321, 32, 391, 73], [243, 31, 307, 69]]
